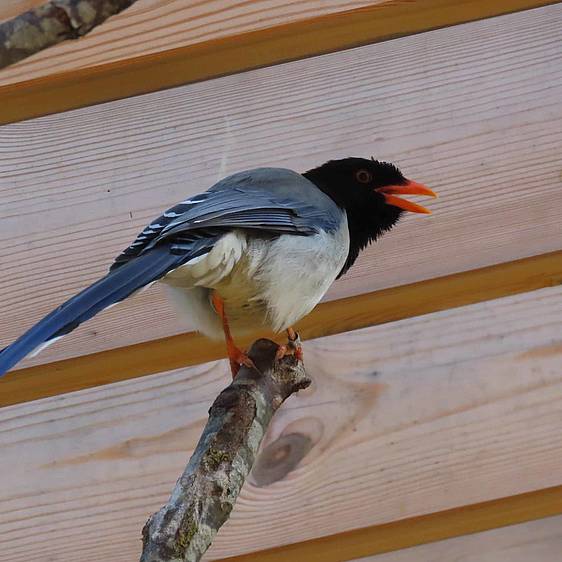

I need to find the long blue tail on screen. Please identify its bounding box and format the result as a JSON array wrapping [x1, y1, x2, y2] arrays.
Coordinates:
[[0, 246, 184, 377]]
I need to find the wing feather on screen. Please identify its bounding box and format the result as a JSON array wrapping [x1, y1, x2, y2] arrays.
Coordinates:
[[112, 167, 342, 269]]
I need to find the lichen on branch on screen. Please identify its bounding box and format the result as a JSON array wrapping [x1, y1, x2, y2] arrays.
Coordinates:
[[0, 0, 137, 69], [140, 339, 311, 562]]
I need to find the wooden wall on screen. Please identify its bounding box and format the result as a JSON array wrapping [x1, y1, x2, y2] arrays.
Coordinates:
[[1, 5, 561, 371], [0, 0, 557, 122], [359, 516, 562, 562], [1, 287, 562, 561], [0, 0, 384, 85], [1, 1, 561, 561]]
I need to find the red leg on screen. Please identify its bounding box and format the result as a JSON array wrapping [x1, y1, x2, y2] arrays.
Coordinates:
[[211, 291, 256, 378], [287, 327, 304, 361], [275, 327, 304, 362]]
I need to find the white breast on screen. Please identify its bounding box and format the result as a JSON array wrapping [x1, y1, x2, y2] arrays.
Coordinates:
[[251, 216, 350, 331], [161, 216, 350, 339]]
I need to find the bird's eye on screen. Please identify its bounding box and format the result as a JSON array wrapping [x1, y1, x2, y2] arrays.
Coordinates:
[[356, 170, 372, 184]]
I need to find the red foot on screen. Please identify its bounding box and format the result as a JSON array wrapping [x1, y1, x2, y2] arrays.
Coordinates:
[[227, 344, 257, 379], [276, 328, 304, 362], [293, 345, 304, 362], [212, 290, 257, 378]]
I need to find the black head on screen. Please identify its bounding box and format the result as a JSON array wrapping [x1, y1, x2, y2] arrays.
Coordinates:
[[303, 157, 436, 277]]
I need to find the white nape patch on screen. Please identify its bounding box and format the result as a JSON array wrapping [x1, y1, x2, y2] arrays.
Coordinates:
[[164, 211, 182, 218], [162, 230, 247, 289], [28, 336, 64, 358]]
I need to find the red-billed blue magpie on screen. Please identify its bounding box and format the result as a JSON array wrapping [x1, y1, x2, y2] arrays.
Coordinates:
[[0, 157, 436, 377]]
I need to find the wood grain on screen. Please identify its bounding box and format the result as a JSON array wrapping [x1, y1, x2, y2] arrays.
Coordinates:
[[1, 5, 561, 370], [0, 1, 43, 21], [0, 0, 382, 82], [2, 250, 561, 407], [0, 0, 140, 70], [0, 0, 557, 124], [140, 339, 311, 562], [1, 286, 562, 561], [222, 497, 562, 562], [357, 515, 562, 562]]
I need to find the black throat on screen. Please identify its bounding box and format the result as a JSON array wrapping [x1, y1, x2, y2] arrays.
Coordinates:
[[303, 168, 402, 278]]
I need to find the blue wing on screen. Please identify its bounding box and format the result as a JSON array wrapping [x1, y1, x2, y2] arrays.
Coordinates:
[[112, 168, 341, 268], [0, 168, 342, 376]]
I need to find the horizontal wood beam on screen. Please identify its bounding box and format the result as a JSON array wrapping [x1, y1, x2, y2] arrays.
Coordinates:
[[2, 287, 561, 559], [0, 0, 558, 125], [3, 4, 561, 367], [356, 515, 562, 562], [219, 485, 562, 562], [1, 250, 560, 408]]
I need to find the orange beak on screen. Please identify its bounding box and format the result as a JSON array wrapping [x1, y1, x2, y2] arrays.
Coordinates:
[[376, 180, 438, 214]]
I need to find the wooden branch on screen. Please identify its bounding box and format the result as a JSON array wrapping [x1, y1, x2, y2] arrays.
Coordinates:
[[140, 339, 311, 562], [0, 0, 138, 70]]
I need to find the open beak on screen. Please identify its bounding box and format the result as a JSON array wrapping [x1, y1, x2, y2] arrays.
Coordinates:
[[376, 180, 438, 214]]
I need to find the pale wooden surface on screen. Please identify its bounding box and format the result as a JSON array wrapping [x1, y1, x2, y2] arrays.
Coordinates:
[[3, 251, 560, 407], [1, 0, 556, 125], [0, 0, 381, 86], [0, 5, 561, 369], [221, 487, 562, 562], [1, 286, 561, 561], [1, 0, 39, 20], [360, 515, 562, 561]]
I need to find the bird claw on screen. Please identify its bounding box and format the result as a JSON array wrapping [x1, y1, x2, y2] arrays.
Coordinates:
[[275, 330, 304, 362], [275, 344, 289, 362], [287, 329, 303, 361], [287, 329, 301, 346], [228, 347, 258, 379]]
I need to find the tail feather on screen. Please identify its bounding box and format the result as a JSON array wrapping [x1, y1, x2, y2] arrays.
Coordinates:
[[0, 247, 183, 377]]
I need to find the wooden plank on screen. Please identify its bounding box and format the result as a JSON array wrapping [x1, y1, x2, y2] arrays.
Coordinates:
[[222, 498, 562, 562], [354, 515, 562, 562], [1, 5, 561, 371], [1, 250, 561, 407], [0, 0, 387, 80], [1, 1, 41, 21], [0, 0, 558, 124], [1, 286, 561, 561]]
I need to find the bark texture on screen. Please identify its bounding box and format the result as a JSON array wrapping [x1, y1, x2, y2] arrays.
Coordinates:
[[0, 0, 137, 69], [140, 339, 311, 562]]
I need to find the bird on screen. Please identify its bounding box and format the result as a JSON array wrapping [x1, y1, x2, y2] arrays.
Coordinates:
[[0, 157, 436, 378]]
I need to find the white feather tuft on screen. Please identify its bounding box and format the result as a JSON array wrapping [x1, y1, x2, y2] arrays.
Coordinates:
[[160, 217, 350, 339], [28, 335, 64, 358]]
